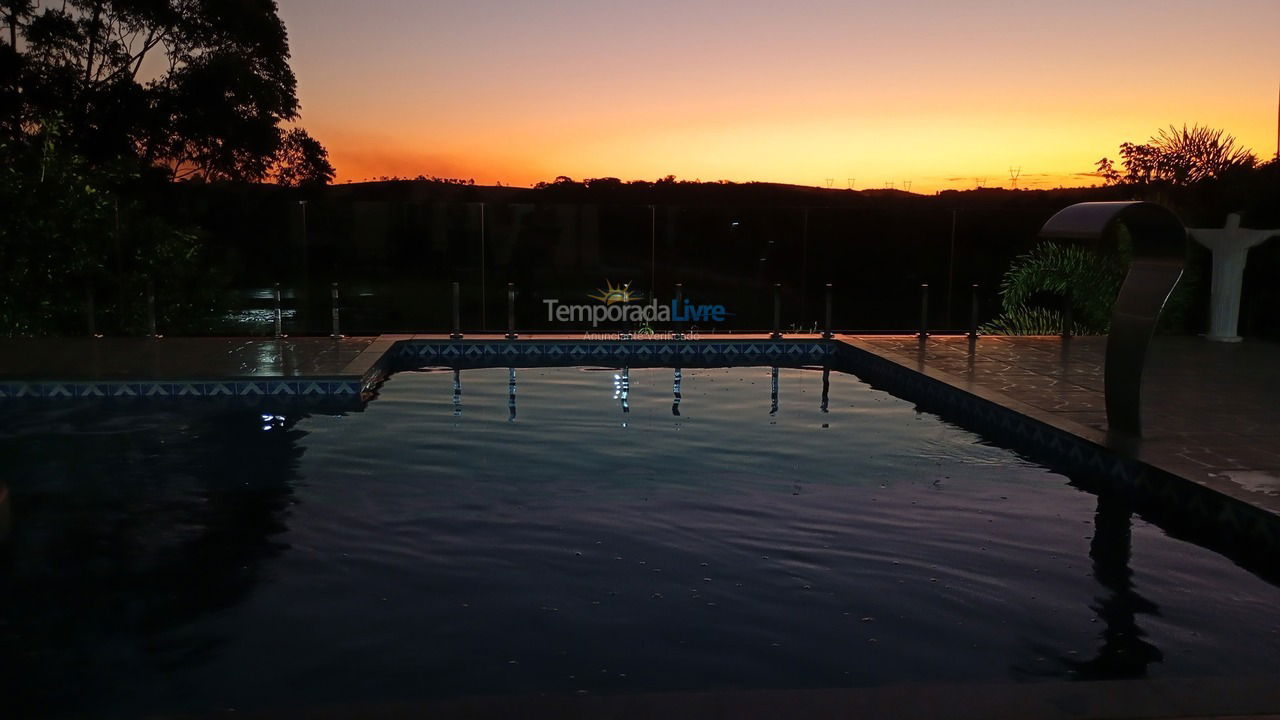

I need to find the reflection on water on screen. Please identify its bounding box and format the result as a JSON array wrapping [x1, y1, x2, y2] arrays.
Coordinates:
[[770, 365, 779, 417], [0, 479, 9, 544], [1073, 492, 1164, 679], [672, 367, 682, 417], [0, 367, 1277, 717], [613, 367, 630, 418], [507, 367, 517, 423], [821, 366, 830, 413], [1013, 490, 1166, 682], [0, 406, 306, 715], [451, 368, 462, 418]]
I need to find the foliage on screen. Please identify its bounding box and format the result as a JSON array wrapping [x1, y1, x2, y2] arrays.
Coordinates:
[[1097, 125, 1257, 187], [980, 306, 1089, 336], [989, 241, 1127, 334], [2, 0, 329, 185], [982, 228, 1201, 336], [271, 127, 334, 188], [0, 121, 215, 336], [1, 1, 323, 335], [0, 120, 115, 334]]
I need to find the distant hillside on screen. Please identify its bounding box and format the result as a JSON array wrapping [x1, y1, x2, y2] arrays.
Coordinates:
[[324, 176, 1129, 209]]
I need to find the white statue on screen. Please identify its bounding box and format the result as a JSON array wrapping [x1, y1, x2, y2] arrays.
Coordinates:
[[1188, 213, 1279, 342]]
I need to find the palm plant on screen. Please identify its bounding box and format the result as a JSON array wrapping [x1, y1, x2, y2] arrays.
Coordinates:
[[1098, 125, 1258, 186], [981, 242, 1126, 335]]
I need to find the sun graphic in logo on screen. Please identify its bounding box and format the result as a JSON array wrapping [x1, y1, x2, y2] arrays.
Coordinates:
[[588, 280, 643, 305]]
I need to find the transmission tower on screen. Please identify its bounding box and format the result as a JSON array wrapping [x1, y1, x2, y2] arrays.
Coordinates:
[[1008, 166, 1021, 189], [825, 178, 834, 188], [847, 178, 855, 189], [902, 180, 912, 193]]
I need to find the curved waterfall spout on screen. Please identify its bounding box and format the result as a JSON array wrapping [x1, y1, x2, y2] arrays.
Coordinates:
[[1039, 202, 1186, 438]]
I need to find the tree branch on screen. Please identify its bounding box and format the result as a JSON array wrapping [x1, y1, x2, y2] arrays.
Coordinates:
[[84, 0, 102, 85]]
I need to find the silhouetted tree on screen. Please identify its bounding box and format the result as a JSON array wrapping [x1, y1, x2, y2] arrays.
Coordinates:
[[1097, 124, 1257, 187], [2, 0, 329, 182], [271, 127, 334, 188]]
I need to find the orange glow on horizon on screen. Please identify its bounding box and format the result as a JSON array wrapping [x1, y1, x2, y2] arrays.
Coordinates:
[[278, 1, 1280, 193]]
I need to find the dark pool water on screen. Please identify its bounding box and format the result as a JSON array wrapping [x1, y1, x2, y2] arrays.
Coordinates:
[[1, 366, 1278, 717]]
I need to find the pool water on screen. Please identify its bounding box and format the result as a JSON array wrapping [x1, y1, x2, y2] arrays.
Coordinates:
[[2, 365, 1278, 716]]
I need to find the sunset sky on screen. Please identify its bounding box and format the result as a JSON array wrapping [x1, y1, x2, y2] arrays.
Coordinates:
[[276, 0, 1280, 193]]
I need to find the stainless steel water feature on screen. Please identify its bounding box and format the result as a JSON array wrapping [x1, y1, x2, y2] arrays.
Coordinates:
[[1039, 201, 1186, 437]]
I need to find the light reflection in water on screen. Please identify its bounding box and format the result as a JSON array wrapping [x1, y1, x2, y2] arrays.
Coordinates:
[[1073, 492, 1163, 678], [507, 368, 517, 422], [435, 364, 835, 423], [6, 367, 1279, 715], [770, 366, 779, 417], [613, 367, 630, 425], [451, 369, 462, 418], [672, 367, 682, 417], [821, 366, 830, 413]]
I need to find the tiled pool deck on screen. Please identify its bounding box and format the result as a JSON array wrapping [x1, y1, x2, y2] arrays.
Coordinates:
[[849, 334, 1280, 515], [0, 336, 390, 399]]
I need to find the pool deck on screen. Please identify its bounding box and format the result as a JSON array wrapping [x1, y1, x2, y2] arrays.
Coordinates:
[[846, 334, 1280, 516], [0, 336, 384, 379], [0, 336, 393, 399]]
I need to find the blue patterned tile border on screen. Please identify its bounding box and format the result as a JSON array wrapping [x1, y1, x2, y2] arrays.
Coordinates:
[[392, 339, 835, 370], [0, 378, 364, 401], [831, 341, 1280, 558]]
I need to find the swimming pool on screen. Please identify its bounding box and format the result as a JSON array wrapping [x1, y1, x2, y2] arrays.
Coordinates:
[[2, 364, 1278, 716]]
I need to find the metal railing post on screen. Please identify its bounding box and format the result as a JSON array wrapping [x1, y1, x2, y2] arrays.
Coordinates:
[[146, 279, 159, 338], [330, 282, 343, 338], [273, 283, 284, 339], [673, 283, 684, 339], [968, 284, 980, 339], [771, 283, 782, 339], [450, 282, 463, 339], [918, 283, 929, 338], [823, 283, 833, 338], [506, 283, 518, 339], [85, 282, 98, 337], [1061, 292, 1074, 339]]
